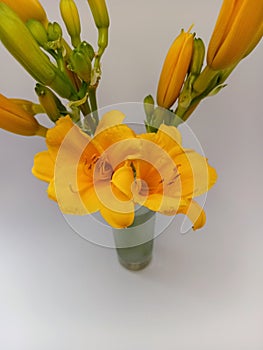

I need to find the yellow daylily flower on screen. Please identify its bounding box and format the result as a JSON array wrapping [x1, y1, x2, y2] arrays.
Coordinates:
[[0, 94, 47, 137], [207, 0, 263, 70], [1, 0, 48, 26], [132, 125, 217, 230], [32, 111, 216, 230], [32, 112, 140, 228], [157, 29, 194, 109]]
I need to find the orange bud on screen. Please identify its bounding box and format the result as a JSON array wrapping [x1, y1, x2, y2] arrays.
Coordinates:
[[157, 29, 194, 109], [207, 0, 263, 70], [0, 94, 47, 136], [1, 0, 48, 26]]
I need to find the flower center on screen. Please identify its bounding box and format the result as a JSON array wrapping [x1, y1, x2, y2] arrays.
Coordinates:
[[94, 155, 113, 181]]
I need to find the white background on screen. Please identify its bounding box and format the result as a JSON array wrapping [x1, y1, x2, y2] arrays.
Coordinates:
[[0, 0, 263, 349]]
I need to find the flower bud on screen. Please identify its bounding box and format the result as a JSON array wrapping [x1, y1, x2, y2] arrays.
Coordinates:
[[0, 4, 54, 81], [1, 0, 48, 26], [87, 0, 109, 56], [207, 0, 263, 70], [0, 94, 47, 136], [0, 4, 76, 99], [87, 0, 109, 29], [189, 38, 205, 76], [47, 22, 63, 50], [143, 95, 155, 121], [10, 98, 44, 115], [157, 29, 194, 109], [26, 19, 48, 48], [35, 84, 67, 122], [69, 49, 92, 83], [78, 41, 95, 61], [60, 0, 81, 48]]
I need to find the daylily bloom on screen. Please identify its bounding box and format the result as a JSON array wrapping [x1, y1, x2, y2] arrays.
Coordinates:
[[0, 94, 47, 136], [157, 29, 194, 109], [1, 0, 48, 26], [207, 0, 263, 70], [32, 111, 216, 229], [134, 125, 217, 229]]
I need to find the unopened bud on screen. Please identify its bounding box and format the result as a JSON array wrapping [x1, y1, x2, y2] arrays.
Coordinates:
[[78, 41, 95, 61], [207, 0, 263, 69], [189, 38, 205, 75], [0, 93, 47, 137], [26, 19, 48, 48], [87, 0, 109, 57], [157, 28, 194, 109], [0, 4, 54, 84], [1, 0, 48, 26], [0, 4, 76, 99], [69, 49, 92, 83], [143, 95, 155, 121], [47, 22, 63, 49], [87, 0, 109, 29], [60, 0, 81, 48], [10, 98, 44, 115], [35, 84, 67, 122]]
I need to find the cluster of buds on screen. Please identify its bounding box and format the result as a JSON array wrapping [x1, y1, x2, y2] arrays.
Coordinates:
[[145, 0, 263, 129], [0, 0, 110, 136]]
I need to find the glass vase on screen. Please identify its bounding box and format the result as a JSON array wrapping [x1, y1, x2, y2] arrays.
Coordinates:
[[112, 206, 156, 271]]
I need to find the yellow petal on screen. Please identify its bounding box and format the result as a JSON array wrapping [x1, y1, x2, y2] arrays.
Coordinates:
[[54, 175, 88, 215], [95, 181, 135, 228], [139, 125, 182, 159], [93, 124, 136, 154], [175, 149, 217, 198], [137, 193, 186, 215], [100, 205, 135, 228], [158, 124, 182, 145], [111, 164, 134, 200], [78, 186, 101, 213], [102, 137, 142, 170], [47, 179, 57, 201], [32, 150, 54, 182], [177, 200, 206, 230], [94, 110, 126, 135]]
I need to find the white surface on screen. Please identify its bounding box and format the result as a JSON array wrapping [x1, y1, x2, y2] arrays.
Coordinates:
[[1, 1, 263, 349]]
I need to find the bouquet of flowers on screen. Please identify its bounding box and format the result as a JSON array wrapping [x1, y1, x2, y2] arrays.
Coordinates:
[[0, 0, 262, 269]]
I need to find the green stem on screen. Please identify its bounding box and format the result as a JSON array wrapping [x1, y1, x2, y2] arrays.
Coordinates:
[[88, 86, 99, 126], [55, 50, 78, 99], [80, 100, 91, 117]]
